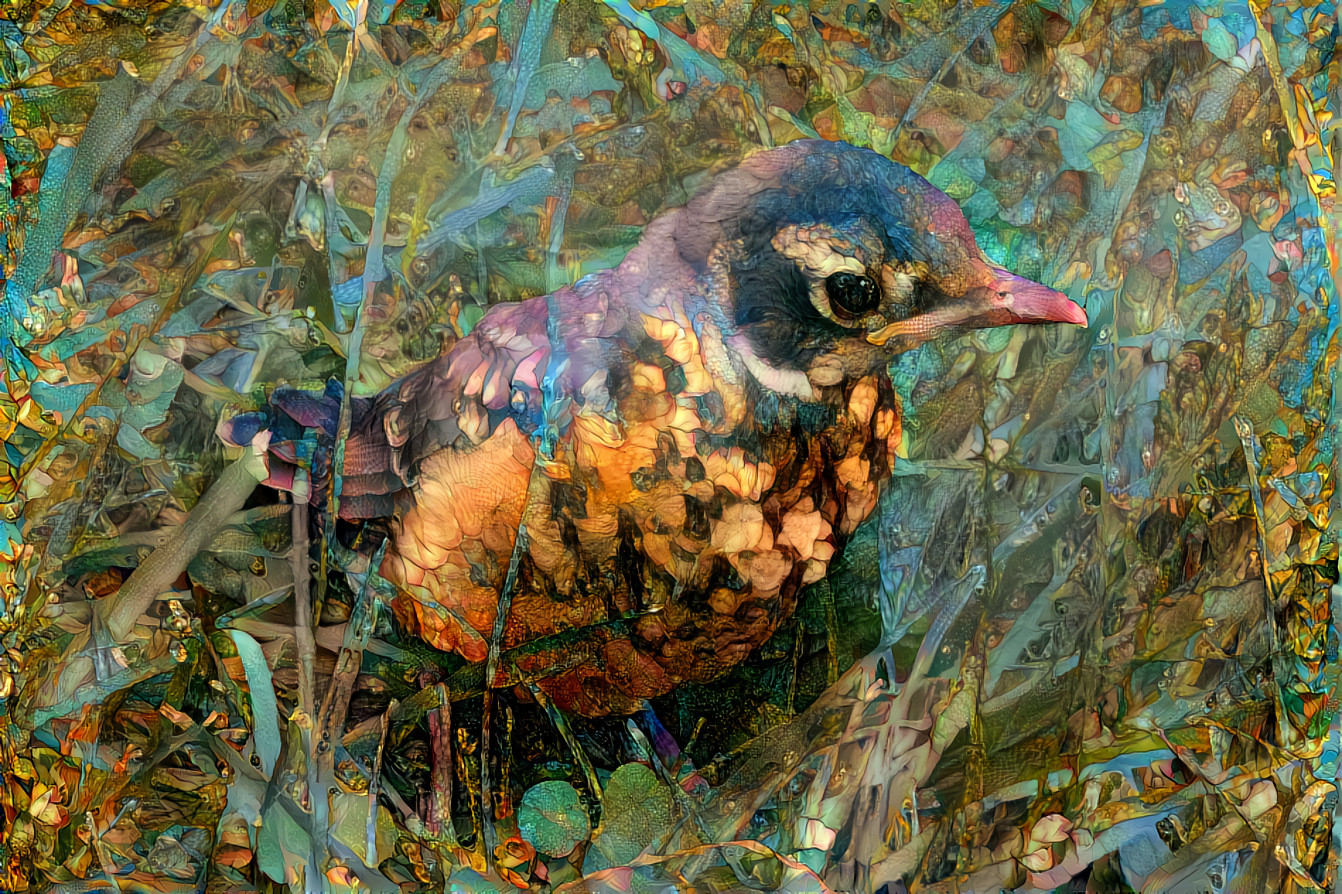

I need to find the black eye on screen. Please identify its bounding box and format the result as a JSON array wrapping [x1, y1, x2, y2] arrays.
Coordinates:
[[824, 271, 881, 318]]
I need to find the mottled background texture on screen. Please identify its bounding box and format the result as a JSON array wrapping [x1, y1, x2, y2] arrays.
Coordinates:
[[0, 0, 1338, 890]]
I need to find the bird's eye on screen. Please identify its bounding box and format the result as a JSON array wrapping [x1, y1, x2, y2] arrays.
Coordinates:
[[824, 271, 881, 318]]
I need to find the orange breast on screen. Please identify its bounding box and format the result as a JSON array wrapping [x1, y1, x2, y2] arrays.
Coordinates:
[[384, 366, 901, 716]]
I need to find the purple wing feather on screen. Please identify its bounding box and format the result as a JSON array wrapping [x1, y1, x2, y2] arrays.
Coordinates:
[[225, 269, 634, 520]]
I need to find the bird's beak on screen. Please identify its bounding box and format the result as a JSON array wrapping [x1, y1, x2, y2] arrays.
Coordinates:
[[867, 265, 1087, 347], [992, 271, 1089, 326]]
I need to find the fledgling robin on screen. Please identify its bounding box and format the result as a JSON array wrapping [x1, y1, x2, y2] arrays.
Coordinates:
[[233, 139, 1086, 716]]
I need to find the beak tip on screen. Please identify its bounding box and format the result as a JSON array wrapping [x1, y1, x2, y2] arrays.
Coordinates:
[[1061, 302, 1089, 327], [1008, 278, 1088, 327]]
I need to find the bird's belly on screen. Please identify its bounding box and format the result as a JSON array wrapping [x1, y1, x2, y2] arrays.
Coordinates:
[[382, 377, 900, 716]]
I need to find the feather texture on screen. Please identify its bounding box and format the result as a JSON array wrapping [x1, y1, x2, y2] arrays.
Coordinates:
[[223, 140, 1084, 714]]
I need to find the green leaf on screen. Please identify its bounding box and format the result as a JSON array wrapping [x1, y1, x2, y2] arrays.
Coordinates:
[[227, 629, 281, 778], [1201, 17, 1239, 64], [257, 801, 311, 886], [458, 303, 485, 335], [591, 763, 672, 868], [518, 780, 590, 857], [330, 791, 397, 867]]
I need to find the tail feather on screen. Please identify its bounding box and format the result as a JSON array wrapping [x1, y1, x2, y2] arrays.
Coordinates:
[[219, 378, 406, 519]]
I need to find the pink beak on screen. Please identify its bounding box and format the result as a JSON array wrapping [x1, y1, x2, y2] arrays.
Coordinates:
[[992, 269, 1089, 326], [866, 262, 1088, 348]]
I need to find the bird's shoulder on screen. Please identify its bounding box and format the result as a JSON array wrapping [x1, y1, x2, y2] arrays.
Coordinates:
[[340, 270, 648, 517]]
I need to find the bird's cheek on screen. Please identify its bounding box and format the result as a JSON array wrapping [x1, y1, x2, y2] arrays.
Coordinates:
[[881, 265, 914, 293], [808, 356, 847, 388], [878, 263, 925, 321]]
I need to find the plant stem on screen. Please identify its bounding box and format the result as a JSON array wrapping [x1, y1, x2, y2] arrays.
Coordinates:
[[100, 448, 265, 644]]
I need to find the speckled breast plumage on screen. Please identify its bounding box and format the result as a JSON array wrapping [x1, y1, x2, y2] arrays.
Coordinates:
[[234, 139, 1084, 717], [342, 270, 901, 716]]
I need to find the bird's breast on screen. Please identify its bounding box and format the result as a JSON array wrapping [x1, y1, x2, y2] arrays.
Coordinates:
[[379, 291, 902, 714]]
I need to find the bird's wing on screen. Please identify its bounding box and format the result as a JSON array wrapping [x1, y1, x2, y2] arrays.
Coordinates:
[[338, 269, 635, 519], [339, 299, 548, 519], [355, 270, 645, 664], [380, 413, 537, 662]]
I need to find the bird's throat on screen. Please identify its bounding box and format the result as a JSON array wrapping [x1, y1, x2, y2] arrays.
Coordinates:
[[724, 331, 821, 402]]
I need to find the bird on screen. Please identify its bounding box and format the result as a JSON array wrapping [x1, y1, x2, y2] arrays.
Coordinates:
[[228, 139, 1087, 716]]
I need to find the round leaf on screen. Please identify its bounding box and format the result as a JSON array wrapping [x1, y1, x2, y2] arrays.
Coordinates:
[[518, 781, 590, 857], [592, 763, 673, 868]]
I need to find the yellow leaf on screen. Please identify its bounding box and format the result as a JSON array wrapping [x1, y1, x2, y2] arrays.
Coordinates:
[[28, 785, 64, 827]]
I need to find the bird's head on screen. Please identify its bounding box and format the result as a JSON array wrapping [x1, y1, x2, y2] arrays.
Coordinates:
[[658, 140, 1087, 400]]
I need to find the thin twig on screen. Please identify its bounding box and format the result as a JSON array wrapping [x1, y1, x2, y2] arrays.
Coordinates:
[[317, 548, 383, 733], [291, 499, 327, 885], [526, 678, 603, 801], [292, 500, 316, 720], [1232, 415, 1295, 749], [427, 686, 459, 845], [369, 709, 389, 863], [480, 523, 530, 866]]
